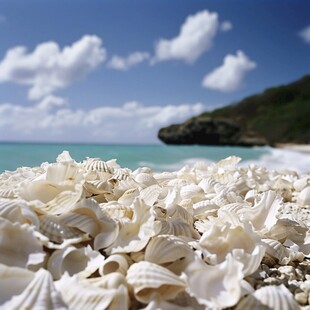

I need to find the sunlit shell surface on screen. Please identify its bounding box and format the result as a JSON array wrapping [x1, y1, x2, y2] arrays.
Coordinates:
[[0, 150, 309, 309]]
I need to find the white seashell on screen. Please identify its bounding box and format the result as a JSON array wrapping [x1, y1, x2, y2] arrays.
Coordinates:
[[231, 244, 266, 277], [297, 186, 310, 206], [262, 238, 304, 264], [56, 150, 75, 163], [180, 184, 205, 202], [89, 272, 127, 290], [55, 273, 127, 310], [185, 254, 244, 309], [100, 201, 133, 220], [118, 188, 139, 205], [82, 157, 114, 174], [140, 184, 161, 206], [0, 198, 39, 227], [84, 179, 112, 195], [126, 261, 187, 303], [47, 245, 105, 280], [0, 218, 45, 268], [46, 161, 82, 184], [63, 198, 117, 237], [104, 198, 157, 254], [199, 221, 261, 264], [145, 235, 193, 265], [39, 214, 85, 244], [235, 284, 300, 310], [238, 191, 282, 232], [167, 204, 193, 225], [134, 172, 157, 187], [99, 254, 130, 276], [0, 265, 66, 309], [90, 274, 130, 310], [0, 187, 16, 198], [110, 167, 132, 181], [293, 177, 309, 192], [158, 219, 200, 239], [193, 200, 219, 219]]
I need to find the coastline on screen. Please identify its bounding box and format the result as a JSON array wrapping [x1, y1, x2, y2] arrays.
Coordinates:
[[275, 143, 310, 154]]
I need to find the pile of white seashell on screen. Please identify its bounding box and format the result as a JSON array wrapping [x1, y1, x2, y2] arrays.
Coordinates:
[[0, 151, 309, 309]]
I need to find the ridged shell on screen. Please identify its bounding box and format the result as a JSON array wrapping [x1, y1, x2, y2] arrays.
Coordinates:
[[145, 235, 193, 265], [0, 218, 45, 268], [185, 254, 244, 309], [47, 245, 105, 280], [100, 202, 133, 220], [39, 214, 85, 244], [83, 158, 114, 174], [104, 198, 156, 255], [99, 254, 130, 276], [0, 266, 66, 309], [140, 184, 161, 206], [180, 184, 205, 202], [0, 198, 39, 227], [158, 219, 200, 239], [262, 238, 304, 265], [134, 172, 157, 188], [55, 273, 125, 310], [126, 261, 187, 303], [235, 284, 300, 310]]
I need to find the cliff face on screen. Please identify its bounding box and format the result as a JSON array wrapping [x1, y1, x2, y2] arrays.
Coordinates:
[[158, 75, 310, 146]]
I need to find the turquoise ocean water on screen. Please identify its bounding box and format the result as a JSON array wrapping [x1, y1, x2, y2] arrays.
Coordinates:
[[0, 143, 309, 174]]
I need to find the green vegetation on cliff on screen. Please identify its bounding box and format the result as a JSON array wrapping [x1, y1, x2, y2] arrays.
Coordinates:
[[159, 75, 310, 146]]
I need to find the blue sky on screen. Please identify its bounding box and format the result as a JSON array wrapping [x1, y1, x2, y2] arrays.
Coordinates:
[[0, 0, 309, 143]]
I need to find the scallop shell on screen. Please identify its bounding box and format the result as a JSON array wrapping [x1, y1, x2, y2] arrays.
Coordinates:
[[235, 284, 300, 310], [126, 261, 187, 303], [140, 184, 161, 206], [47, 245, 105, 280], [99, 254, 130, 276], [39, 214, 85, 244], [134, 172, 157, 188], [104, 198, 156, 254], [145, 235, 193, 265], [82, 157, 114, 174], [0, 218, 45, 268], [0, 198, 39, 227], [55, 273, 126, 310], [100, 201, 133, 220], [262, 238, 304, 264], [185, 254, 244, 309], [158, 219, 200, 239], [180, 184, 205, 202], [0, 265, 66, 309]]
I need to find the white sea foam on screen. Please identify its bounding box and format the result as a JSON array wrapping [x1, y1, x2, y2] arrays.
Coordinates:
[[241, 147, 310, 174], [140, 148, 310, 174]]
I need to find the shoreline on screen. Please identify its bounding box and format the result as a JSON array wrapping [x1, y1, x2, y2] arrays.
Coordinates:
[[274, 143, 310, 154]]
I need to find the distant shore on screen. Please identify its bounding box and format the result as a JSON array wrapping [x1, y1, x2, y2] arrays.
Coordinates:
[[275, 143, 310, 154]]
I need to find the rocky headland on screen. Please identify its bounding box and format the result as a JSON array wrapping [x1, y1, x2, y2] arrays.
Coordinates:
[[158, 75, 310, 146]]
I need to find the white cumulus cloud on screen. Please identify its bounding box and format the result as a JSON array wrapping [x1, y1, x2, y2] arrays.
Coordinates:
[[153, 10, 219, 63], [299, 25, 310, 43], [107, 52, 150, 71], [0, 99, 205, 143], [202, 50, 256, 92], [0, 35, 106, 100]]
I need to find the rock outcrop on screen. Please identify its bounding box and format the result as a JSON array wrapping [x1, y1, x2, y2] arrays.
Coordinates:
[[158, 74, 310, 146], [158, 117, 268, 146]]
